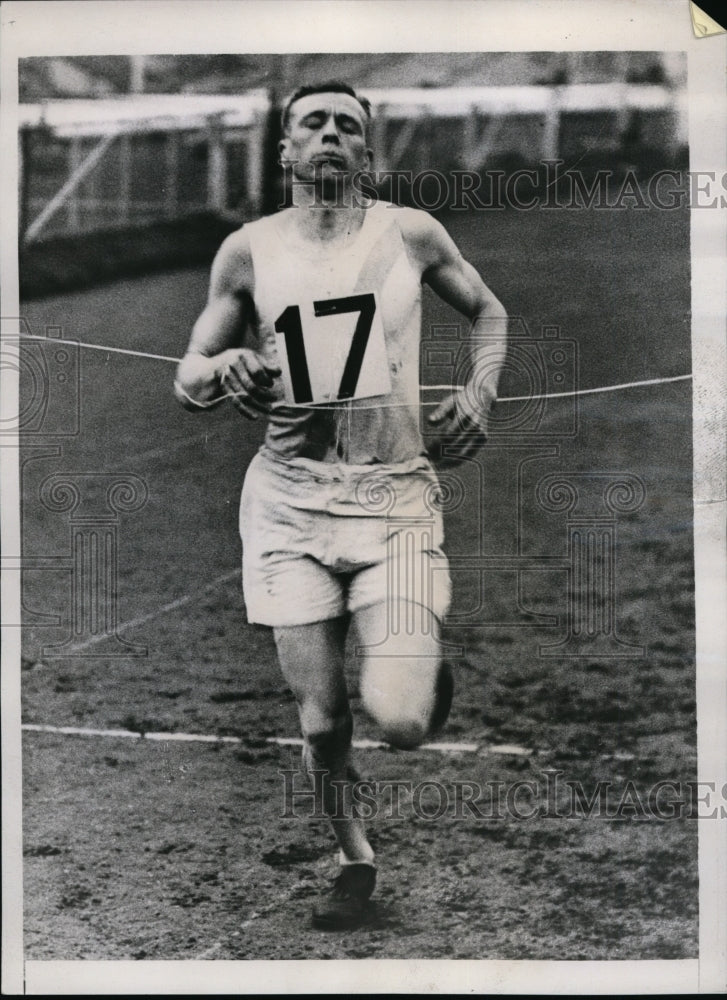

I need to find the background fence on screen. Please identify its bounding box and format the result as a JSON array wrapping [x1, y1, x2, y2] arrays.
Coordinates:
[[17, 52, 688, 294]]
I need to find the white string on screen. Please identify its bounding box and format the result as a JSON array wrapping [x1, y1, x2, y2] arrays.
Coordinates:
[[192, 372, 694, 410], [173, 379, 220, 410], [489, 373, 693, 403], [11, 332, 693, 408], [13, 333, 180, 363]]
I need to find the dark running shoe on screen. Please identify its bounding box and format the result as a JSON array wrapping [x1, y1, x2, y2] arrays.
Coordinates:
[[311, 863, 377, 930]]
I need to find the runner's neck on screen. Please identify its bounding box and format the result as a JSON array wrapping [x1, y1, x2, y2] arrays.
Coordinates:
[[286, 189, 371, 247]]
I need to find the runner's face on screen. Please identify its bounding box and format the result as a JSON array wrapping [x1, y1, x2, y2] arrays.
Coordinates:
[[280, 92, 372, 182]]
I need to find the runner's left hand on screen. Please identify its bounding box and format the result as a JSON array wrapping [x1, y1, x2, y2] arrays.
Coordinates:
[[426, 385, 495, 468]]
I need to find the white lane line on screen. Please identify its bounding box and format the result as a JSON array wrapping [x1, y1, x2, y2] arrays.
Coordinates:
[[61, 568, 241, 653], [21, 723, 493, 754], [269, 735, 480, 753], [489, 743, 533, 757]]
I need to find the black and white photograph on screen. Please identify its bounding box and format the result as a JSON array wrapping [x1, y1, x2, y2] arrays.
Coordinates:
[[2, 1, 725, 994]]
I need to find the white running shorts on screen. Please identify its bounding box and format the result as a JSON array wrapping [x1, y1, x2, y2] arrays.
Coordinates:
[[240, 447, 452, 627]]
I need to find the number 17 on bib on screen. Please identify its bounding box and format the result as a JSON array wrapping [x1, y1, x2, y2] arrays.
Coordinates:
[[273, 292, 391, 405]]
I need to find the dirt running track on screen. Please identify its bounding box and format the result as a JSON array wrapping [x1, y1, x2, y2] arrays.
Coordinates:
[[19, 205, 697, 960]]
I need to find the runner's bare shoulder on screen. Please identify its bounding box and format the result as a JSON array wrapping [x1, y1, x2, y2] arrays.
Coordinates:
[[393, 205, 457, 275], [210, 225, 255, 297]]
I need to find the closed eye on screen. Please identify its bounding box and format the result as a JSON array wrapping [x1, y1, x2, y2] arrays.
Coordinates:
[[298, 112, 363, 135], [301, 113, 325, 129], [338, 116, 362, 134]]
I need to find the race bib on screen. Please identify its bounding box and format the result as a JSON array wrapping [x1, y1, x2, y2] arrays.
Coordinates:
[[273, 292, 391, 405]]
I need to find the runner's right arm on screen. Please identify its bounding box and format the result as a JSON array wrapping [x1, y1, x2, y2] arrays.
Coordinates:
[[174, 229, 281, 419]]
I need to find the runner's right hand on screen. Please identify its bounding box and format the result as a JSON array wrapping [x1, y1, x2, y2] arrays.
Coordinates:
[[219, 349, 283, 420]]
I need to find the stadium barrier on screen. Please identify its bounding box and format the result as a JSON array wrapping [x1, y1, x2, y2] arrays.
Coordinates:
[[18, 83, 686, 298]]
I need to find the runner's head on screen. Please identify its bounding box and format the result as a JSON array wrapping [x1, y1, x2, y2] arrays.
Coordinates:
[[279, 82, 373, 184], [281, 82, 371, 137]]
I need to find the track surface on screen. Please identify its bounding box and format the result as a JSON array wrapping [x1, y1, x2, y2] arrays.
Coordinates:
[[19, 204, 697, 960]]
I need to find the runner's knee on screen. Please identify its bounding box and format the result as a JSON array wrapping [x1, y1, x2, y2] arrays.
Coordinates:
[[361, 657, 452, 750], [379, 714, 428, 751], [360, 659, 433, 750]]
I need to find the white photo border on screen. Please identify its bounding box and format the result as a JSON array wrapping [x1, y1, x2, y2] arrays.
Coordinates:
[[1, 1, 724, 994]]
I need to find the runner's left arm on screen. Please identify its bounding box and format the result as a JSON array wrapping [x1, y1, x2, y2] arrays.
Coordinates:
[[406, 211, 508, 465]]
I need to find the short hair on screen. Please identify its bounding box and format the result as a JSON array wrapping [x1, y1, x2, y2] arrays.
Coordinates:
[[280, 82, 372, 134]]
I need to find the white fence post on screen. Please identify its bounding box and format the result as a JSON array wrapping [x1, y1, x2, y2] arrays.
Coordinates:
[[207, 115, 227, 212], [542, 89, 561, 161], [23, 131, 119, 245], [245, 117, 264, 216]]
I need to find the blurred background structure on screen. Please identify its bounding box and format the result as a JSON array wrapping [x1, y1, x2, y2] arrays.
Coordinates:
[[18, 52, 688, 296]]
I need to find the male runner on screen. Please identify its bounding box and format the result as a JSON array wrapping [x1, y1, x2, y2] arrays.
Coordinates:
[[175, 82, 507, 929]]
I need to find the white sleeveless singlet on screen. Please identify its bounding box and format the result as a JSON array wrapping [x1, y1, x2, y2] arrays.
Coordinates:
[[245, 201, 426, 465]]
